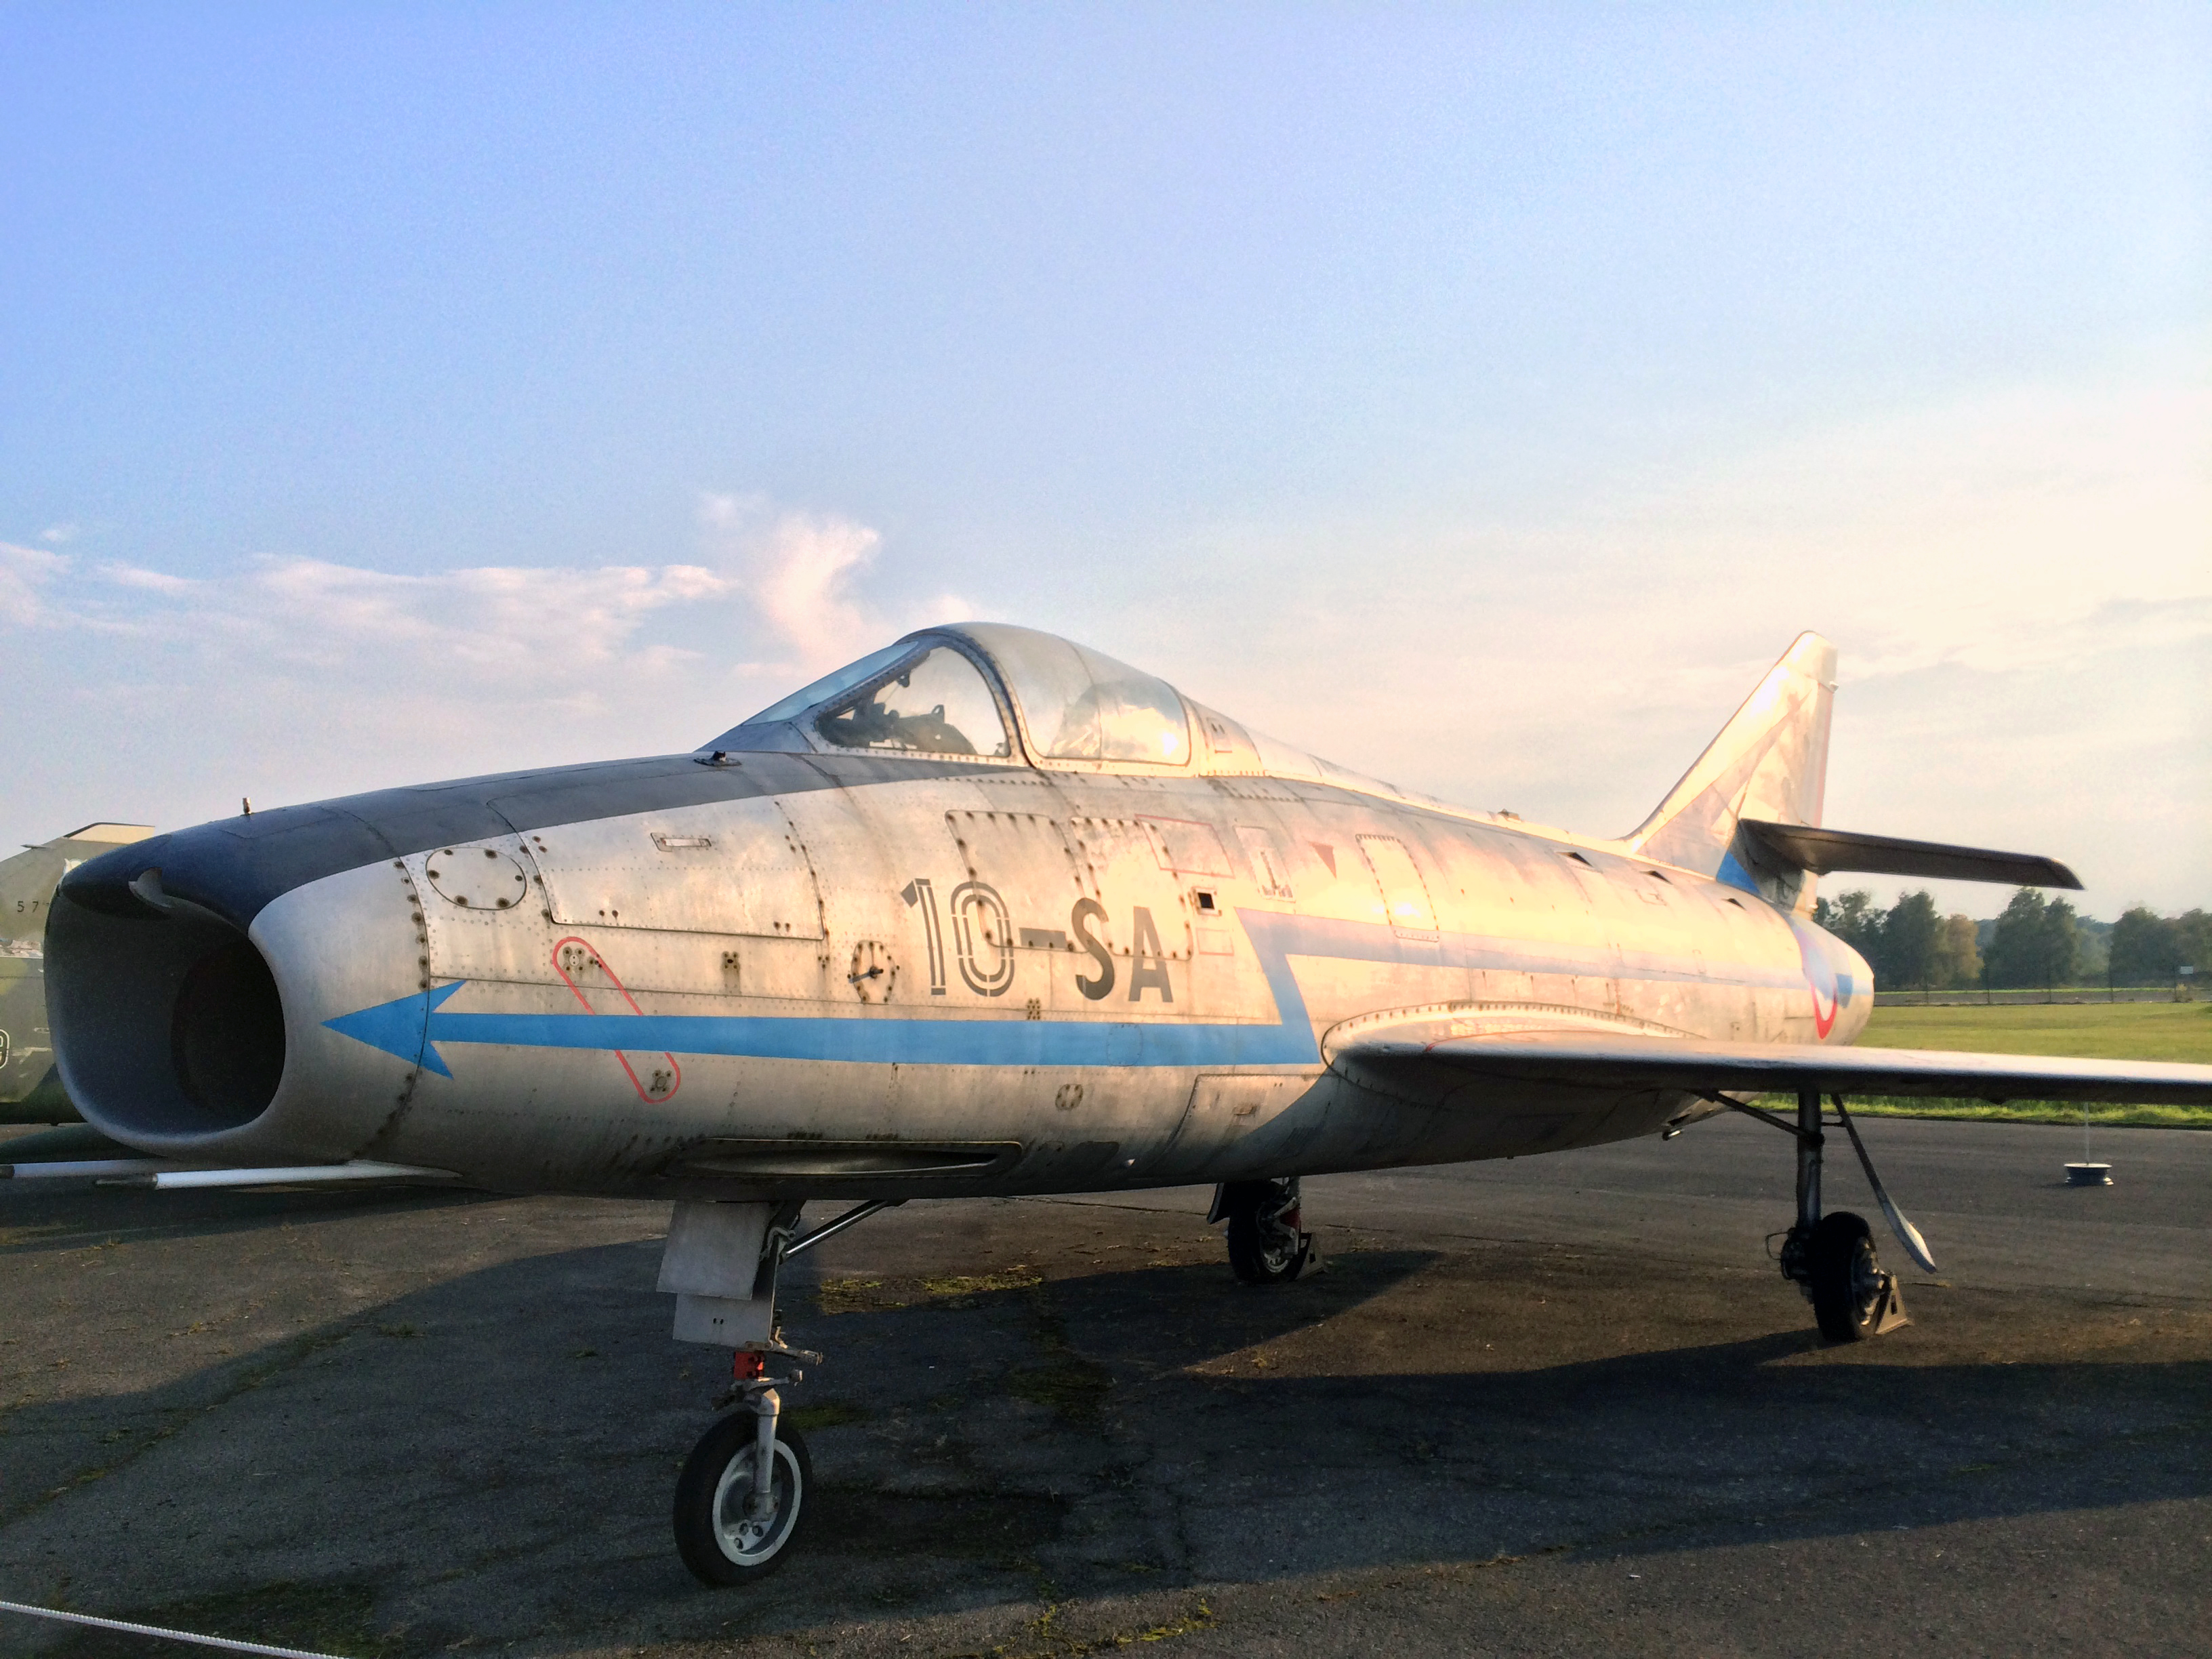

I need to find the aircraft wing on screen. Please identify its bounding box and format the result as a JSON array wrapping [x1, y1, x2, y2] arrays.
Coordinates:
[[1334, 1029, 2212, 1106]]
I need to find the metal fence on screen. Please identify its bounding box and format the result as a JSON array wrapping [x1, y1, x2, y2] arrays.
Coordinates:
[[1871, 985, 2194, 1007]]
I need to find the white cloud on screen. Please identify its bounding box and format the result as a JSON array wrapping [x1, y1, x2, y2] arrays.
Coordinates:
[[700, 495, 882, 675], [0, 500, 965, 828], [4, 502, 957, 704], [699, 495, 975, 676], [98, 562, 201, 596], [0, 542, 69, 626]]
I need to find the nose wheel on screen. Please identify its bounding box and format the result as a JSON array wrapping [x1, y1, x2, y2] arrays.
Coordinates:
[[674, 1351, 817, 1584], [1212, 1177, 1322, 1284]]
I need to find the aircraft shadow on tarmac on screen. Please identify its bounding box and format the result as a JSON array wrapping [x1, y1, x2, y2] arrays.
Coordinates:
[[3, 1212, 2206, 1651]]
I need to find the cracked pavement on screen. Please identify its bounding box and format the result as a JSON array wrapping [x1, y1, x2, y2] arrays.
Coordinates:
[[1, 1115, 2207, 1657]]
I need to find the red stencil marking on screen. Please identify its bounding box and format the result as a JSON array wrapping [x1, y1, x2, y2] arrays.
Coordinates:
[[551, 935, 682, 1103]]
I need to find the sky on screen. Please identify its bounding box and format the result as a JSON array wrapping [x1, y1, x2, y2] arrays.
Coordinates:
[[3, 4, 2207, 918]]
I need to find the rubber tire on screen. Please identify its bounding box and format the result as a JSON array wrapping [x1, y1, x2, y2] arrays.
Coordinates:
[[1225, 1184, 1307, 1286], [673, 1414, 812, 1586], [1806, 1210, 1883, 1343]]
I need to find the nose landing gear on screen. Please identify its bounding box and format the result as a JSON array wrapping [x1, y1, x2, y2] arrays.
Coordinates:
[[1210, 1176, 1323, 1284], [661, 1197, 898, 1586]]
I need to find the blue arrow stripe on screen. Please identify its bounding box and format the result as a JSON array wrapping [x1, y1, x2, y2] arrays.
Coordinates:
[[420, 1008, 1317, 1067], [323, 906, 1798, 1076]]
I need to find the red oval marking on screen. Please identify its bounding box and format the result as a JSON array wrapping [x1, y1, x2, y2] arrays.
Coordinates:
[[552, 935, 682, 1103]]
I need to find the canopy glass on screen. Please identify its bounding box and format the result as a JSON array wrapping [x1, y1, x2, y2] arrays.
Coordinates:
[[714, 623, 1189, 768]]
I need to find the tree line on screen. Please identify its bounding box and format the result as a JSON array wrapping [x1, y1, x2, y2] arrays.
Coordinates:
[[1811, 888, 2211, 991]]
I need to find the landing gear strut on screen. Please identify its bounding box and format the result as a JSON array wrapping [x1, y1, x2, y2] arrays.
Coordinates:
[[1210, 1176, 1322, 1284], [1727, 1090, 1929, 1343], [661, 1198, 899, 1584]]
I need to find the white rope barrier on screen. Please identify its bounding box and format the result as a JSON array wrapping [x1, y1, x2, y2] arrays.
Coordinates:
[[0, 1599, 346, 1659]]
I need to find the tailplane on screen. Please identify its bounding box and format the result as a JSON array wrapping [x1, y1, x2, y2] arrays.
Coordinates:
[[1622, 633, 1836, 907]]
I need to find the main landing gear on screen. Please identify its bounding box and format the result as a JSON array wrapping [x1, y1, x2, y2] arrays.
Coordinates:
[[661, 1197, 899, 1584], [1728, 1091, 1936, 1342], [1209, 1176, 1323, 1284]]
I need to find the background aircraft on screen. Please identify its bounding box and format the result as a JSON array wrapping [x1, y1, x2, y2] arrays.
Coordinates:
[[1, 823, 152, 1142], [34, 627, 2212, 1584]]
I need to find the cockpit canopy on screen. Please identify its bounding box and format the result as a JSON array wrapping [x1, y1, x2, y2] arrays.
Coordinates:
[[701, 623, 1193, 769], [695, 621, 1438, 806]]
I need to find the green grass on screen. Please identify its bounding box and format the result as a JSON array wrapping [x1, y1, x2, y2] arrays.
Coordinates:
[[1007, 1355, 1114, 1426], [1864, 1000, 2212, 1063], [1837, 1097, 2212, 1129], [1820, 1000, 2212, 1128], [785, 1399, 869, 1432]]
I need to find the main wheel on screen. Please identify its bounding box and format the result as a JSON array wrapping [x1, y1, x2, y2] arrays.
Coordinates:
[[1224, 1179, 1307, 1285], [1806, 1210, 1886, 1343], [673, 1413, 812, 1585]]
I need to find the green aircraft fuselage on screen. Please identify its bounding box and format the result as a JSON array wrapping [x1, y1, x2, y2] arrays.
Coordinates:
[[1, 823, 154, 1123]]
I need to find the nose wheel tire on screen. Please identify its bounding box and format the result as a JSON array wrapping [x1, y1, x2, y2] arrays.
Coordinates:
[[1806, 1210, 1889, 1343], [1223, 1179, 1311, 1285], [674, 1414, 812, 1585]]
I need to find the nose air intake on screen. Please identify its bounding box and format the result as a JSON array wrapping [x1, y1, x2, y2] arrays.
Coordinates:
[[171, 938, 287, 1124], [46, 886, 288, 1138]]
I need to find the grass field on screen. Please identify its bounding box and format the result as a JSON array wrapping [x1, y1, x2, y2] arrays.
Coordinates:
[[1863, 1000, 2212, 1063], [1768, 1001, 2212, 1130]]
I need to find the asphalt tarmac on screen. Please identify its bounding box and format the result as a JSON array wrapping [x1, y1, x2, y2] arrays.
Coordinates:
[[1, 1114, 2206, 1658]]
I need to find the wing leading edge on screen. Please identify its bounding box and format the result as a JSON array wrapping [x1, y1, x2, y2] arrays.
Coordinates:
[[1338, 1030, 2212, 1106]]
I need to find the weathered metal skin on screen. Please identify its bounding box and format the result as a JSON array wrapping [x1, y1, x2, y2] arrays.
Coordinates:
[[46, 625, 1872, 1195]]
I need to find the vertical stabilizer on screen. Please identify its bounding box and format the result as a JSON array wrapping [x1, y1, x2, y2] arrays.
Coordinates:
[[1622, 634, 1836, 909]]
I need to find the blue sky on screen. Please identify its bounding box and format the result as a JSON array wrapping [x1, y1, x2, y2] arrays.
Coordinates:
[[4, 5, 2207, 915]]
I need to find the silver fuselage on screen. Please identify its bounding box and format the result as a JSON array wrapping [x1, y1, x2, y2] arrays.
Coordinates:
[[45, 748, 1870, 1199]]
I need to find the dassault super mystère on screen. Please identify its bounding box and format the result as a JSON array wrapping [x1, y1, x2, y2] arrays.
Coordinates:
[[30, 623, 2212, 1582]]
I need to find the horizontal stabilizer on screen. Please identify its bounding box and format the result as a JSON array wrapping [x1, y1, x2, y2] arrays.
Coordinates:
[[1336, 1029, 2212, 1106], [1738, 821, 2080, 889]]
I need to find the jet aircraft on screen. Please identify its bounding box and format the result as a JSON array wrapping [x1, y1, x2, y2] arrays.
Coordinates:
[[33, 626, 2212, 1584]]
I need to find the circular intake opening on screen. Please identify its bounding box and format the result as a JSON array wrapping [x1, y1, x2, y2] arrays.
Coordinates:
[[170, 938, 288, 1125]]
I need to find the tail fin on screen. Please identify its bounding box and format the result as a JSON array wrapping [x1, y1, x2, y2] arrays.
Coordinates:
[[1622, 632, 1836, 907], [0, 825, 157, 947]]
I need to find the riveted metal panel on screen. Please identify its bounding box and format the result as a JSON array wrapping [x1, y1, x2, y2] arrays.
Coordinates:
[[523, 801, 823, 940]]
